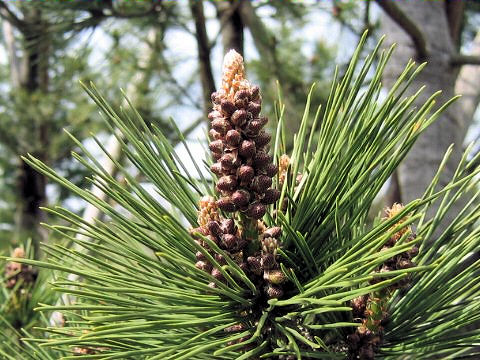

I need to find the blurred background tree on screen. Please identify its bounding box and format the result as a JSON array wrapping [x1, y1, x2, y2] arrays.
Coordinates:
[[0, 0, 479, 355], [0, 0, 344, 257], [378, 1, 480, 231]]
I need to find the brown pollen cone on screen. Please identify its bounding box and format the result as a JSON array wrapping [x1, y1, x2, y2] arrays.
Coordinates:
[[192, 50, 287, 333], [209, 50, 278, 219], [4, 247, 37, 289]]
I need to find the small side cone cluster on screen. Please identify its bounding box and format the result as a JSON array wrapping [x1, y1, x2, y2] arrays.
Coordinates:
[[190, 196, 247, 288], [191, 197, 286, 297], [347, 203, 418, 359], [4, 247, 37, 289]]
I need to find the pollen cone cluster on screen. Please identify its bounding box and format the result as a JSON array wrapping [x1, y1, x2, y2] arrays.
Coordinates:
[[373, 203, 418, 289], [209, 50, 279, 219], [191, 197, 285, 297], [348, 203, 418, 359], [4, 247, 37, 289], [191, 50, 286, 300]]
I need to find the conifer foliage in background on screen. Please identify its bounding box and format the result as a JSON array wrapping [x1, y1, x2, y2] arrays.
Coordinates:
[[5, 34, 480, 359]]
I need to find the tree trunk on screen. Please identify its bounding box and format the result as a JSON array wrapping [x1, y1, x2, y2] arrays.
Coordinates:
[[11, 8, 50, 259], [16, 160, 47, 258], [455, 31, 480, 142], [379, 1, 472, 239], [189, 0, 216, 118], [216, 0, 244, 55]]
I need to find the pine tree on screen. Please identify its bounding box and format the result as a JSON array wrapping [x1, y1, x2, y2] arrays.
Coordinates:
[[4, 33, 480, 359]]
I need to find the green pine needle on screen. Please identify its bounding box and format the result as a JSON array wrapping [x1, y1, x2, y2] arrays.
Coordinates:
[[4, 33, 479, 359]]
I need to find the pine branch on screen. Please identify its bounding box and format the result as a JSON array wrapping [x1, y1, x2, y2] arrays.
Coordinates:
[[376, 0, 428, 60], [6, 32, 480, 359], [450, 53, 480, 66], [0, 1, 26, 32], [189, 0, 216, 118]]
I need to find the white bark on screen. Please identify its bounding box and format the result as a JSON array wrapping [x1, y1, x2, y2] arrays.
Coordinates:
[[455, 31, 480, 142], [381, 1, 462, 201], [380, 1, 480, 242], [1, 12, 21, 88], [77, 29, 156, 240]]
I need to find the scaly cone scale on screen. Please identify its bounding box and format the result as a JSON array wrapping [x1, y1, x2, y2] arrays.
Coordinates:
[[209, 50, 279, 218], [190, 50, 286, 299]]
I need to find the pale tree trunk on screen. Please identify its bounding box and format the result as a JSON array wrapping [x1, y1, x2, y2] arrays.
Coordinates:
[[379, 1, 480, 240], [456, 31, 480, 142], [76, 23, 207, 246], [60, 29, 158, 307], [1, 11, 21, 88]]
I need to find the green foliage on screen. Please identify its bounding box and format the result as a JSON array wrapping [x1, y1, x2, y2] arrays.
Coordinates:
[[0, 241, 61, 359], [6, 34, 480, 359]]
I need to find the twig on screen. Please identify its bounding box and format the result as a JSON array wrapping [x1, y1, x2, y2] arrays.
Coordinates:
[[450, 54, 480, 66], [0, 1, 26, 32], [189, 0, 216, 118], [376, 0, 428, 60]]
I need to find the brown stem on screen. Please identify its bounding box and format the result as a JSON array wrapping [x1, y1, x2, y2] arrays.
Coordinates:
[[189, 0, 216, 118], [445, 0, 465, 50], [376, 0, 428, 61], [450, 54, 480, 66], [216, 0, 244, 55]]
